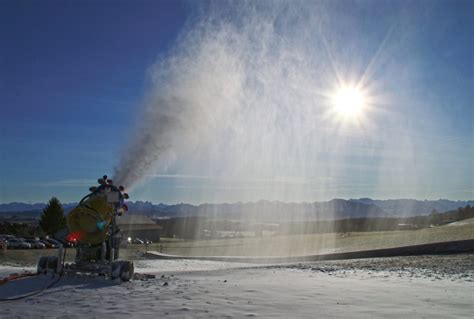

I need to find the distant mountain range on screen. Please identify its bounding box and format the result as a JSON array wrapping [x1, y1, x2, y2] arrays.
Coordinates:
[[349, 198, 474, 217], [1, 199, 472, 221]]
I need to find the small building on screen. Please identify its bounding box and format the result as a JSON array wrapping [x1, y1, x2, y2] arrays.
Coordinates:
[[117, 214, 162, 242], [396, 223, 419, 230]]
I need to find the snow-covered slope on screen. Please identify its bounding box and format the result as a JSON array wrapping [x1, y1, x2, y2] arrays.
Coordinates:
[[0, 255, 472, 318]]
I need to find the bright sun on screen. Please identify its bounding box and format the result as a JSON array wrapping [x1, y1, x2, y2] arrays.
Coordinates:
[[332, 86, 366, 118]]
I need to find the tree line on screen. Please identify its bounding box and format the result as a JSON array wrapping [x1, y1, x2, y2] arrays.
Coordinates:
[[0, 197, 66, 237]]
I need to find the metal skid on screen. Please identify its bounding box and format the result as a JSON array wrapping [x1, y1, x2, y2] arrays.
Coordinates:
[[61, 259, 134, 281]]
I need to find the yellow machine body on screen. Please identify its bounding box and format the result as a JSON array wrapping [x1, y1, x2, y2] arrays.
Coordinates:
[[67, 194, 113, 245]]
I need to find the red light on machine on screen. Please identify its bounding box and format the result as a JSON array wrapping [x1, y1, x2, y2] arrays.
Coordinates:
[[66, 231, 83, 243]]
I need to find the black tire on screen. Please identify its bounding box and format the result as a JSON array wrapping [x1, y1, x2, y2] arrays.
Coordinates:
[[111, 261, 121, 280], [47, 256, 58, 273], [37, 256, 48, 274], [120, 261, 134, 282], [111, 261, 134, 282], [37, 256, 58, 274]]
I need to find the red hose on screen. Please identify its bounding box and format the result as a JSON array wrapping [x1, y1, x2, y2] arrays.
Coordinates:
[[0, 272, 38, 285]]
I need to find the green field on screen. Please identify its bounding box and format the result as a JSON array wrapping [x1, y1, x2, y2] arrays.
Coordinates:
[[1, 219, 473, 267], [157, 219, 474, 257]]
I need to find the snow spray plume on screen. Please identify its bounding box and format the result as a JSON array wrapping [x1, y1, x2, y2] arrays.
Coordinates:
[[113, 1, 326, 190], [114, 0, 422, 202]]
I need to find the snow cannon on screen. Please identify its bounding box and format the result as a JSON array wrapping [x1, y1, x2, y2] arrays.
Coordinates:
[[67, 179, 128, 247], [37, 175, 134, 281]]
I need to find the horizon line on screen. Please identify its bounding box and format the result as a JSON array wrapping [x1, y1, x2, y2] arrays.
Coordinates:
[[1, 197, 473, 207]]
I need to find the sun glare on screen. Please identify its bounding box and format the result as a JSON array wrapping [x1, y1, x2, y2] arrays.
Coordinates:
[[332, 86, 366, 118]]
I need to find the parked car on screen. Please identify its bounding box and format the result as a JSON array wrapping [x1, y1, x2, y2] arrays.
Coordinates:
[[47, 238, 62, 247], [1, 235, 17, 250], [56, 239, 75, 248], [0, 235, 16, 242], [25, 239, 46, 249], [40, 239, 59, 249], [132, 238, 145, 244], [39, 240, 53, 248], [7, 238, 31, 249], [144, 239, 153, 244]]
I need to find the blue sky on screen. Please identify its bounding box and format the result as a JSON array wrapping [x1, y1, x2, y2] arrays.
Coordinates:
[[1, 0, 187, 202], [1, 0, 472, 204]]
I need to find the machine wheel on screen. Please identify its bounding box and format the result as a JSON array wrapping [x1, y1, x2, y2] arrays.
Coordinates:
[[111, 261, 134, 282], [37, 256, 58, 275], [37, 256, 48, 274]]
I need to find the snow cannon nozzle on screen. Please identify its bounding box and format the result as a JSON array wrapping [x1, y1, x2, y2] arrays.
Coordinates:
[[90, 175, 129, 202]]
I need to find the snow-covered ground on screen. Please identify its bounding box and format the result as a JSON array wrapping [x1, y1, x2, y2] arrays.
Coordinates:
[[1, 254, 472, 318]]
